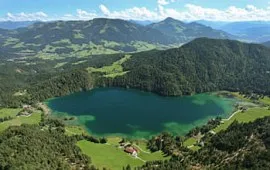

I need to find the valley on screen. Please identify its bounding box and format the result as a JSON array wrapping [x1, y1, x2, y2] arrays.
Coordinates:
[[0, 16, 270, 170]]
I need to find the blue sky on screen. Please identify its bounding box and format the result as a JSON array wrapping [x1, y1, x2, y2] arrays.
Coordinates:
[[0, 0, 270, 21]]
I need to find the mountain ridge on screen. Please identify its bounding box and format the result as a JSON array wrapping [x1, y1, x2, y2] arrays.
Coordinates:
[[149, 17, 235, 43], [0, 18, 238, 59]]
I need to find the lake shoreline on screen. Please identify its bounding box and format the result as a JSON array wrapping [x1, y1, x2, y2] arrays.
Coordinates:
[[46, 88, 237, 138]]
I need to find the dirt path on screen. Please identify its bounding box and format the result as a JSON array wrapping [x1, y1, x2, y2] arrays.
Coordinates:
[[136, 156, 146, 162], [133, 144, 151, 154], [37, 102, 51, 115], [222, 110, 241, 121]]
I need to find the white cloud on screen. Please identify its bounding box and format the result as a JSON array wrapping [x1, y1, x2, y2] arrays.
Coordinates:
[[1, 12, 48, 21], [158, 0, 170, 6], [76, 9, 97, 20], [183, 4, 270, 21], [96, 3, 270, 22], [99, 4, 111, 16], [99, 4, 159, 20], [1, 2, 270, 22]]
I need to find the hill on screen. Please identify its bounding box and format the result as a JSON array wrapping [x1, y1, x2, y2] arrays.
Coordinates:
[[263, 41, 270, 48], [0, 18, 177, 59], [109, 38, 270, 96], [149, 17, 234, 43], [0, 18, 237, 59], [0, 21, 36, 29], [138, 116, 270, 170], [198, 21, 270, 42]]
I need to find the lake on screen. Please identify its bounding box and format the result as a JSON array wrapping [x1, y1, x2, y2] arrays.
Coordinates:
[[46, 88, 236, 138]]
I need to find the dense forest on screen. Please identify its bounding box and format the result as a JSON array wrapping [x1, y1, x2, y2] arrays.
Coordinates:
[[0, 120, 94, 170], [0, 53, 123, 107], [106, 38, 270, 96], [149, 17, 234, 42]]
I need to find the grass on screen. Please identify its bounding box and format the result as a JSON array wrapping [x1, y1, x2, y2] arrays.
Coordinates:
[[0, 108, 21, 118], [214, 107, 270, 133], [183, 137, 197, 147], [0, 109, 42, 132], [52, 39, 71, 45], [54, 62, 67, 68], [78, 140, 144, 170], [131, 41, 157, 52], [65, 126, 87, 136], [189, 146, 201, 151], [3, 37, 20, 46], [72, 60, 87, 65], [230, 92, 253, 102], [12, 42, 25, 48], [259, 96, 270, 105], [78, 137, 168, 170], [87, 55, 131, 78]]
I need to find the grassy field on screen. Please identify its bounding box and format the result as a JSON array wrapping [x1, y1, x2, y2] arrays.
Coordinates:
[[259, 96, 270, 105], [77, 137, 169, 170], [214, 107, 270, 132], [0, 108, 42, 132], [78, 140, 144, 169], [65, 126, 87, 136], [183, 137, 197, 147], [0, 108, 21, 118], [87, 55, 131, 78]]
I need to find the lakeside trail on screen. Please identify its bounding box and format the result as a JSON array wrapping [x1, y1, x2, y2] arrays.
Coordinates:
[[222, 110, 241, 121], [133, 144, 151, 154], [37, 102, 51, 115]]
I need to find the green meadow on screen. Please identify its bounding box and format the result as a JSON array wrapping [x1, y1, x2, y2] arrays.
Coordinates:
[[87, 55, 131, 78], [77, 137, 169, 170], [214, 107, 270, 132], [0, 108, 42, 132]]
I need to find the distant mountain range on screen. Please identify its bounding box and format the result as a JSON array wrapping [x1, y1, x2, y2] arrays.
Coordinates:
[[263, 41, 270, 48], [0, 18, 237, 59], [0, 21, 36, 29], [149, 17, 234, 43], [129, 20, 155, 26], [197, 20, 270, 42]]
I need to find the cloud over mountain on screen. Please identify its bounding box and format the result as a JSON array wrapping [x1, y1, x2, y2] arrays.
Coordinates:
[[1, 2, 270, 22]]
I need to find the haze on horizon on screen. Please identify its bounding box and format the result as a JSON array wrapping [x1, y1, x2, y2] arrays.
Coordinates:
[[0, 0, 270, 22]]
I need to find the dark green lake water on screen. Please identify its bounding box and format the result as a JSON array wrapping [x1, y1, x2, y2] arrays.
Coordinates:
[[47, 88, 236, 138]]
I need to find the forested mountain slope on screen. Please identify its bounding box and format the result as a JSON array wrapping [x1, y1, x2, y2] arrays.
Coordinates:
[[263, 41, 270, 48], [0, 18, 237, 59], [149, 17, 235, 43], [0, 21, 36, 29], [108, 38, 270, 96], [0, 18, 175, 59], [137, 116, 270, 170]]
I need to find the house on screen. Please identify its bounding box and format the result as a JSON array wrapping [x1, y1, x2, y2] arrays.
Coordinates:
[[124, 146, 138, 157]]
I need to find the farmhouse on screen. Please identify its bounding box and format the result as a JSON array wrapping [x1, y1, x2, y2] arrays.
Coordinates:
[[124, 146, 138, 157]]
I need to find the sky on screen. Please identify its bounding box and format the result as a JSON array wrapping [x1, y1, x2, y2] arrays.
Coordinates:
[[0, 0, 270, 22]]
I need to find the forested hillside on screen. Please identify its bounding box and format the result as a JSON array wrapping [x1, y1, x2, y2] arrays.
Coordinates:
[[0, 18, 175, 59], [135, 116, 270, 170], [0, 122, 92, 169], [149, 17, 234, 43], [0, 18, 238, 59], [263, 41, 270, 48], [107, 38, 270, 96]]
